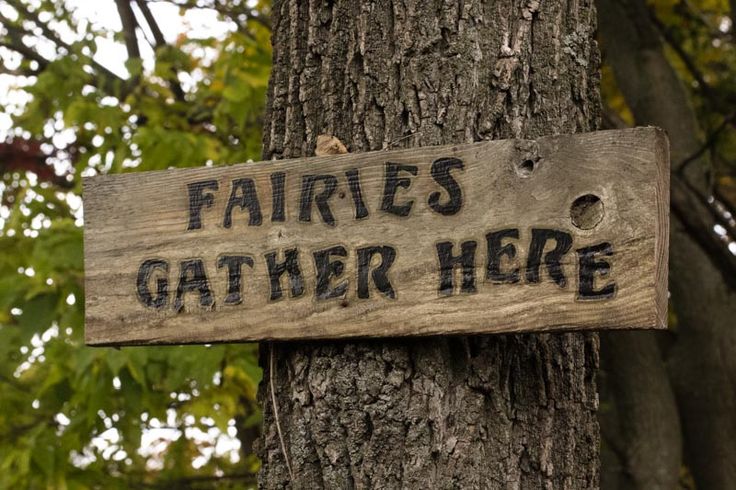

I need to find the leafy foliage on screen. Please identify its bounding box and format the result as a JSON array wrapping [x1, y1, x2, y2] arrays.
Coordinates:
[[0, 0, 270, 487]]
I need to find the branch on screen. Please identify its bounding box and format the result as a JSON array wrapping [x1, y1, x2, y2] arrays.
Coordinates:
[[133, 0, 166, 48], [132, 0, 185, 100], [5, 0, 74, 54], [9, 0, 122, 82], [650, 7, 736, 119], [0, 12, 52, 68], [678, 0, 726, 37], [671, 175, 736, 291], [0, 39, 50, 69], [711, 189, 736, 242], [0, 63, 40, 76], [649, 11, 717, 103], [145, 0, 272, 33], [114, 0, 141, 61], [0, 5, 126, 95], [678, 112, 736, 174]]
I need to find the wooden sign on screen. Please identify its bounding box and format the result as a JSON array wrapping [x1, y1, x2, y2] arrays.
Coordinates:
[[83, 128, 669, 346]]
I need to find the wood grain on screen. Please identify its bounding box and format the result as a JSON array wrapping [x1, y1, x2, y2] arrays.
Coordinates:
[[83, 127, 669, 346]]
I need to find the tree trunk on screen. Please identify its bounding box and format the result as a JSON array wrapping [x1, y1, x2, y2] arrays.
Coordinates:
[[598, 331, 682, 490], [598, 0, 736, 488], [257, 1, 602, 488]]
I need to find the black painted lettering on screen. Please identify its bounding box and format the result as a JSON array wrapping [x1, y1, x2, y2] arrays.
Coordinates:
[[314, 246, 349, 300], [345, 168, 369, 219], [187, 179, 218, 230], [265, 248, 305, 301], [436, 240, 477, 295], [223, 178, 262, 228], [486, 229, 520, 283], [299, 175, 338, 226], [526, 228, 573, 287], [381, 162, 418, 217], [217, 255, 254, 305], [577, 242, 616, 300], [428, 157, 464, 215], [270, 172, 286, 222], [136, 259, 169, 309], [173, 259, 214, 312], [357, 246, 397, 299]]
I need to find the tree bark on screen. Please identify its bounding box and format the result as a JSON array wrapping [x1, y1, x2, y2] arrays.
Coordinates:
[[598, 0, 736, 488], [257, 1, 602, 488]]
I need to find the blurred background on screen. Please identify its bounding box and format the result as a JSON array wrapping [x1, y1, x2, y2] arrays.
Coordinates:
[[0, 0, 733, 488]]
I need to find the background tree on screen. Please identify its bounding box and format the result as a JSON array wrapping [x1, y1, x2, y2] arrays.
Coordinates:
[[0, 0, 735, 489], [598, 0, 736, 488]]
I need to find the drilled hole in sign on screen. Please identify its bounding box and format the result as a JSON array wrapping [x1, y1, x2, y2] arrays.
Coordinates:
[[518, 159, 535, 176], [570, 194, 604, 230]]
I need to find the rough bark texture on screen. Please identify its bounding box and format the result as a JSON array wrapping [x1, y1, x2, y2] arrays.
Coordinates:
[[257, 1, 602, 488], [598, 0, 736, 488]]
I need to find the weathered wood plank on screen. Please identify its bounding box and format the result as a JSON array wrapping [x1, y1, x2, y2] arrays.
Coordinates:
[[83, 127, 669, 346]]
